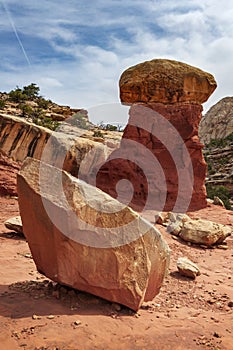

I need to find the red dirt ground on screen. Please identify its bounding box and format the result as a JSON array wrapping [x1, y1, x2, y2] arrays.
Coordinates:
[[0, 196, 233, 350]]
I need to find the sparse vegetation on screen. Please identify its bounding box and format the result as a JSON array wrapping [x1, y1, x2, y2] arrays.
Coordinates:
[[98, 122, 124, 132], [22, 83, 40, 99], [8, 87, 27, 103], [93, 130, 104, 138], [206, 184, 231, 210], [18, 103, 34, 118], [37, 97, 50, 109], [0, 99, 5, 109], [206, 132, 233, 149], [34, 116, 59, 131]]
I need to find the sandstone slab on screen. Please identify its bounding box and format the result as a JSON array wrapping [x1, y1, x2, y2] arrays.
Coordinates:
[[177, 257, 200, 279], [179, 219, 231, 246], [168, 215, 231, 246], [17, 158, 170, 311]]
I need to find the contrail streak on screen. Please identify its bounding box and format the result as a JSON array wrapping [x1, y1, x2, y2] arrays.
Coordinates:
[[1, 0, 31, 67]]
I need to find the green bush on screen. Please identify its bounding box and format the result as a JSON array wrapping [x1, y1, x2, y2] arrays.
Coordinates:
[[206, 184, 231, 210], [23, 83, 40, 99], [93, 130, 104, 138], [0, 99, 5, 109], [18, 103, 34, 118], [34, 116, 59, 131], [104, 124, 117, 131], [9, 87, 27, 103], [37, 97, 50, 109], [207, 132, 233, 149]]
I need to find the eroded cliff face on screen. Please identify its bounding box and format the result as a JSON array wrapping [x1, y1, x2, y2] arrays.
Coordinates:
[[200, 97, 233, 144], [0, 113, 119, 196], [0, 114, 51, 162]]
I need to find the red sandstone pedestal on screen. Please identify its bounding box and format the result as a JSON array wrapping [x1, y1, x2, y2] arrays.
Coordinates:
[[96, 59, 217, 212]]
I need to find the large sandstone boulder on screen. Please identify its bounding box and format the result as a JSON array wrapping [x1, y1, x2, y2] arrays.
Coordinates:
[[167, 215, 231, 246], [120, 59, 217, 105], [17, 158, 170, 311], [179, 219, 231, 246], [97, 59, 217, 211]]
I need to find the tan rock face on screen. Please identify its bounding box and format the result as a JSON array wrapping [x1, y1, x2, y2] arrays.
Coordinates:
[[17, 158, 170, 311], [0, 114, 50, 162], [0, 113, 116, 196], [120, 59, 217, 104], [200, 97, 233, 144]]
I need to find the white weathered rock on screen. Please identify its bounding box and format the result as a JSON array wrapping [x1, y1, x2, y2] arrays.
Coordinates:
[[4, 216, 23, 235], [166, 212, 190, 235], [179, 219, 231, 246], [17, 158, 170, 311], [177, 257, 200, 279]]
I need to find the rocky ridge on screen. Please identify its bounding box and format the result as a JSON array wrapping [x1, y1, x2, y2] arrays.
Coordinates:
[[200, 97, 233, 144]]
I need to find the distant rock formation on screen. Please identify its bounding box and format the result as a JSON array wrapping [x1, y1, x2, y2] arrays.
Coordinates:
[[97, 59, 217, 212], [17, 158, 170, 311], [200, 97, 233, 144]]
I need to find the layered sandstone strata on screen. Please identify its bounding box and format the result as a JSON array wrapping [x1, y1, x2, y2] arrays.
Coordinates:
[[97, 59, 217, 211]]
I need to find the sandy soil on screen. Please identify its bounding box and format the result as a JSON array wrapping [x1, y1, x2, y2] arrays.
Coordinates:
[[0, 196, 233, 350]]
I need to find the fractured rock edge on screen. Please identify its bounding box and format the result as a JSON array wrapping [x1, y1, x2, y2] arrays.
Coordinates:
[[17, 157, 170, 311]]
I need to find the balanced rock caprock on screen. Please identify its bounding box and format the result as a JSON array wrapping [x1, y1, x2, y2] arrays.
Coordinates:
[[17, 157, 170, 311], [97, 59, 217, 212]]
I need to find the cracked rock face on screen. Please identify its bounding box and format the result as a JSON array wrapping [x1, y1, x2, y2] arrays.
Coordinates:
[[17, 157, 170, 311], [120, 59, 217, 105]]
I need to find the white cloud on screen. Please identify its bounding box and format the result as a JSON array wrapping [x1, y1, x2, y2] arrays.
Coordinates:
[[1, 0, 233, 124]]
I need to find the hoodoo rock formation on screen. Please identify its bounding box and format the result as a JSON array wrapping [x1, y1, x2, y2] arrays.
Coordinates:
[[96, 59, 217, 211], [17, 158, 170, 311]]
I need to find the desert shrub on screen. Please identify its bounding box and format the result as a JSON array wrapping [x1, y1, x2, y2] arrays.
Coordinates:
[[98, 122, 122, 132], [9, 83, 40, 103], [206, 184, 231, 210], [23, 83, 40, 99], [104, 124, 117, 131], [225, 132, 233, 143], [34, 116, 59, 131], [18, 103, 34, 118], [0, 99, 5, 109], [8, 87, 27, 103], [93, 130, 104, 138], [37, 97, 50, 109], [207, 132, 233, 149]]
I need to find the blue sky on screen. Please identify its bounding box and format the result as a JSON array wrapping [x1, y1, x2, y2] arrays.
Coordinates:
[[1, 0, 233, 124]]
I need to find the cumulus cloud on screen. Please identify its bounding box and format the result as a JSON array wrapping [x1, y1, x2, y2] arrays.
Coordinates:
[[0, 0, 233, 123]]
